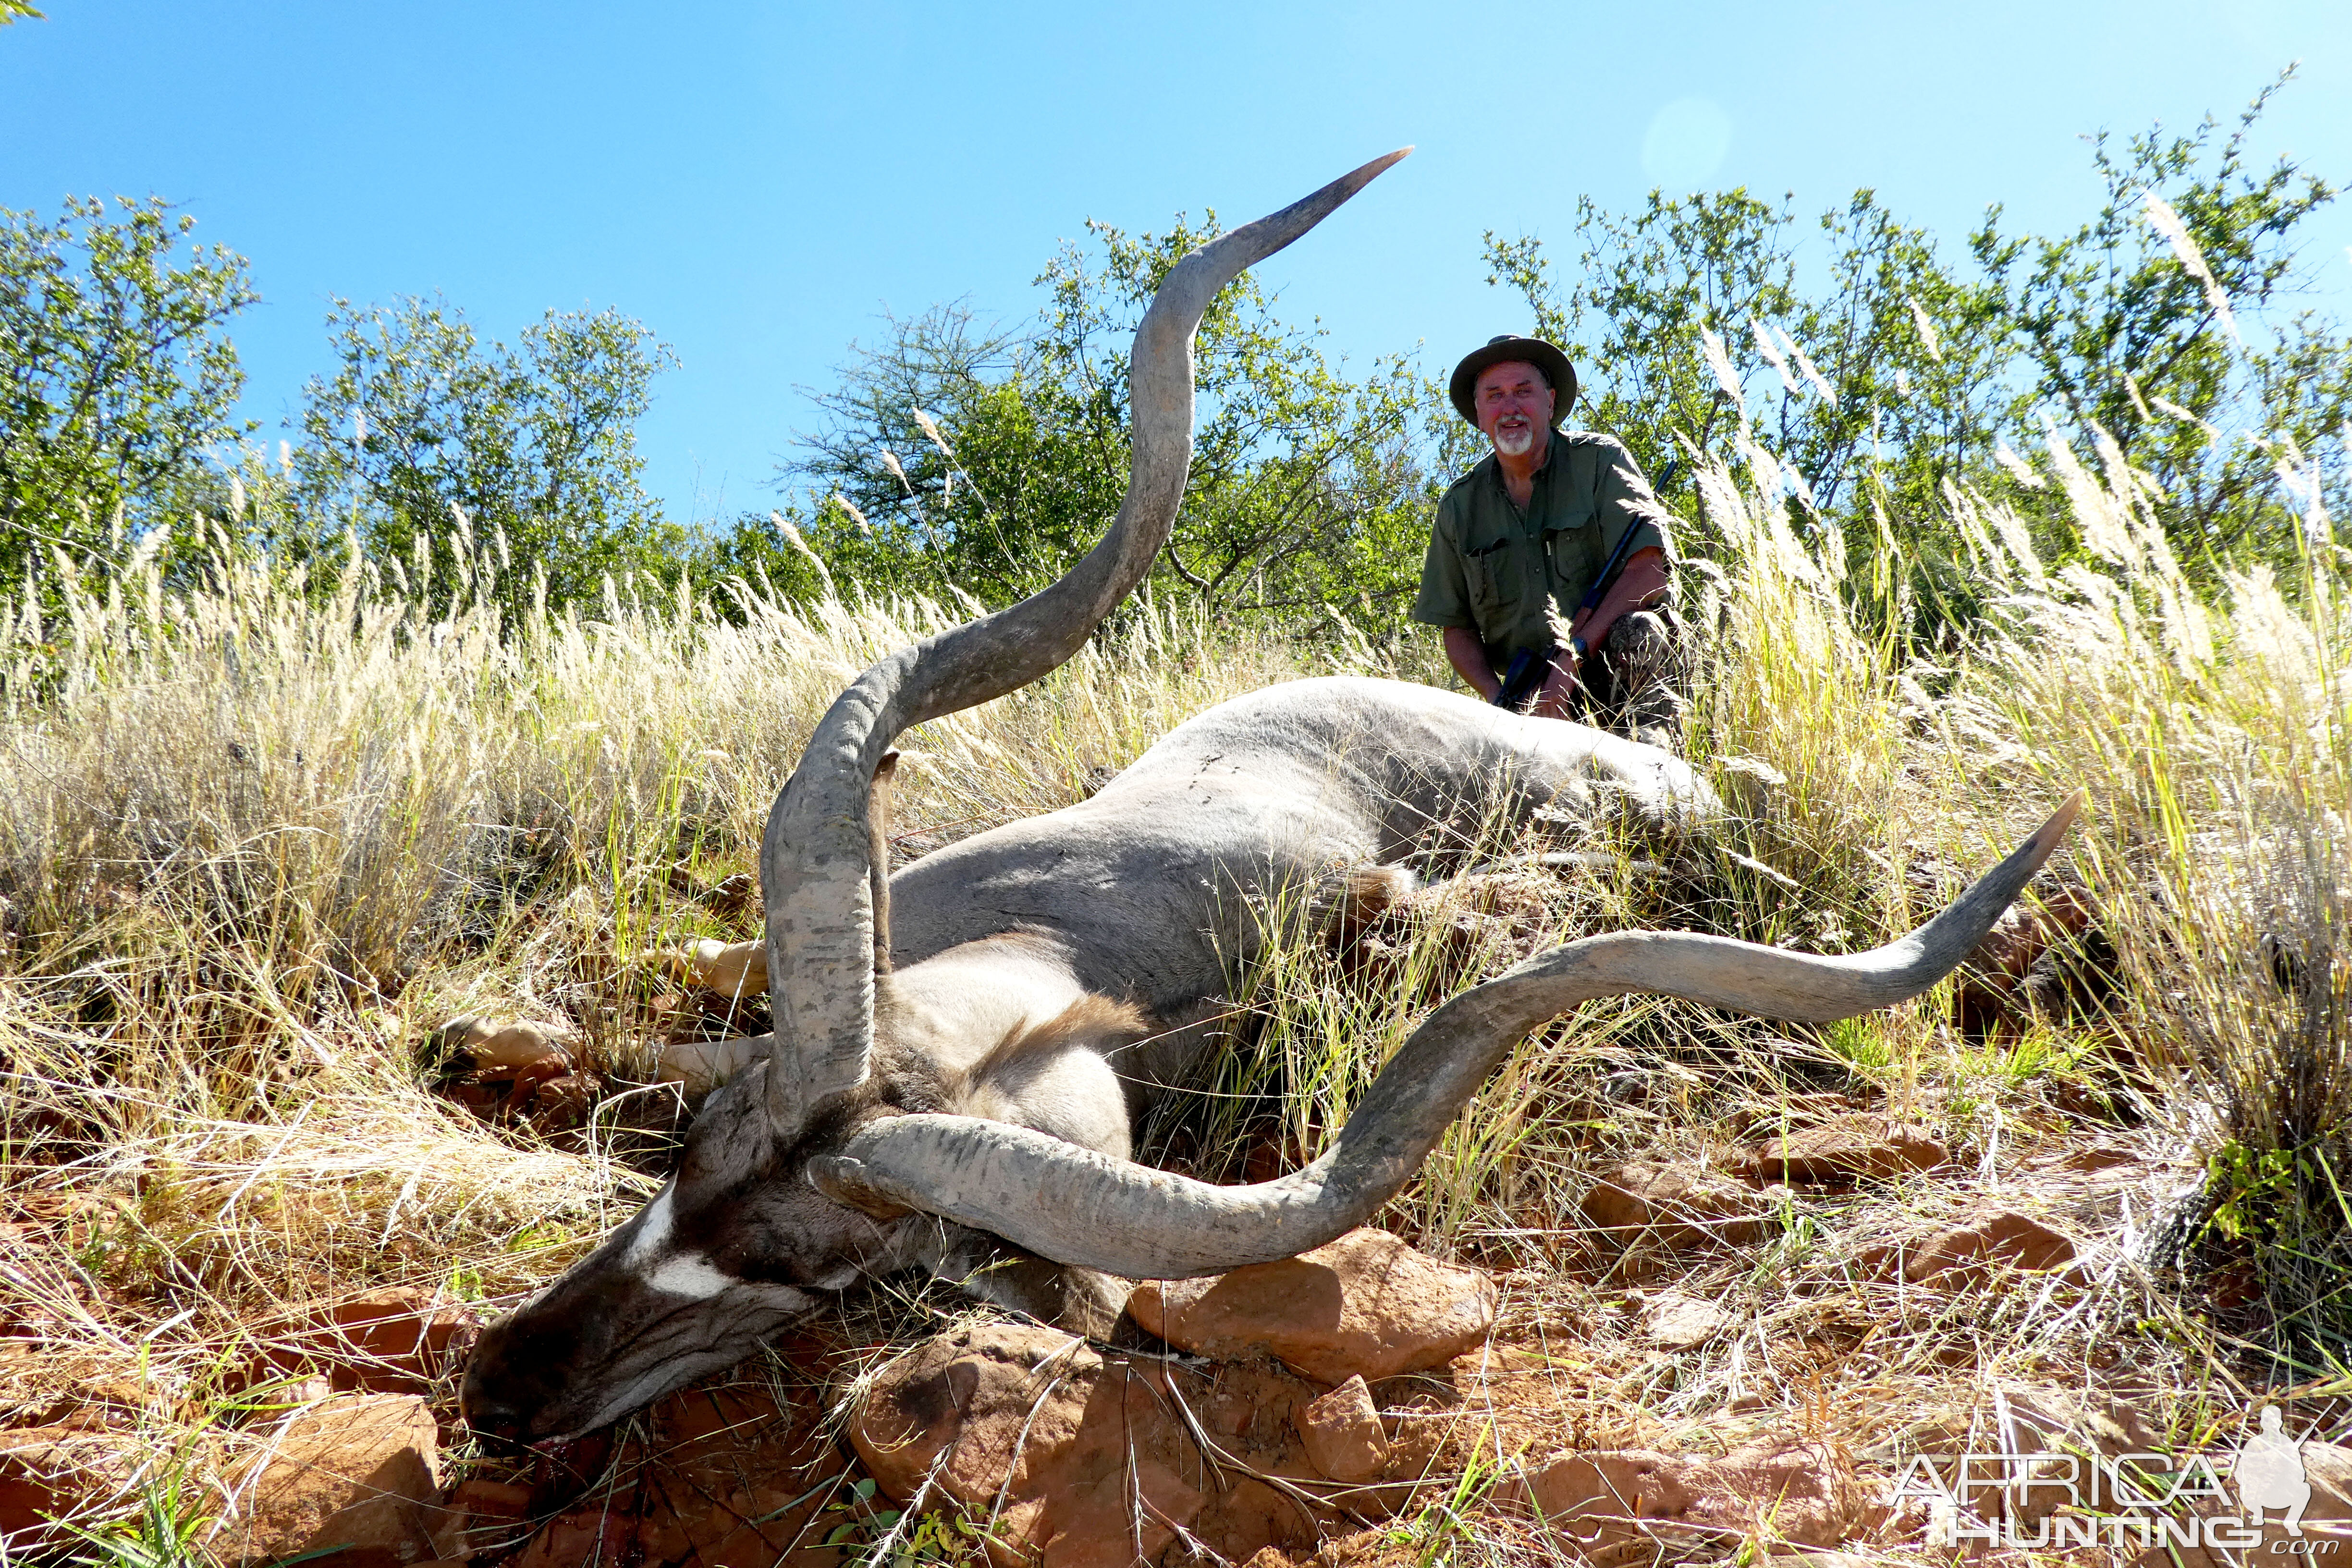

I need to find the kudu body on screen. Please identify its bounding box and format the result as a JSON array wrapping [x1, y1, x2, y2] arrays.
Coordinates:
[[463, 153, 2079, 1446]]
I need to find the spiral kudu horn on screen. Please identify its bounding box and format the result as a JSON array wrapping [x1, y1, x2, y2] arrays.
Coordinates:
[[810, 795, 2084, 1278], [758, 149, 1414, 1135]]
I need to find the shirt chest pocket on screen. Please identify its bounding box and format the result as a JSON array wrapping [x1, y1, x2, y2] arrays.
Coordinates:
[[1461, 529, 1520, 625], [1543, 506, 1601, 607]]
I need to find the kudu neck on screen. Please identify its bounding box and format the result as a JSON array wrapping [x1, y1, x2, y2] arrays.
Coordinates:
[[873, 935, 1091, 1079]]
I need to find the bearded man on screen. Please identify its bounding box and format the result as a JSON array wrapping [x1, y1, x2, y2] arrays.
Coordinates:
[[1412, 335, 1688, 747]]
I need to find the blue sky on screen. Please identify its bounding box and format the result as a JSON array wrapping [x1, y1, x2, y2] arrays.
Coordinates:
[[6, 1, 2349, 527]]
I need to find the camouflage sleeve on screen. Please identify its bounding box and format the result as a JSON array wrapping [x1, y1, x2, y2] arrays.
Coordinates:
[[1592, 438, 1678, 569], [1412, 493, 1476, 628]]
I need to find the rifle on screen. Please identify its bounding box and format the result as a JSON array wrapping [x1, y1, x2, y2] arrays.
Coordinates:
[[1565, 519, 1649, 653], [1491, 520, 1649, 710], [1492, 646, 1548, 710]]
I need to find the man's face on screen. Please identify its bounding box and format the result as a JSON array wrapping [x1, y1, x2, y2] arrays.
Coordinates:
[[1474, 361, 1555, 458]]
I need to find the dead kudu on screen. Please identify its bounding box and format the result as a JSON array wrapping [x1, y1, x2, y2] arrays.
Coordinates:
[[461, 152, 2080, 1445]]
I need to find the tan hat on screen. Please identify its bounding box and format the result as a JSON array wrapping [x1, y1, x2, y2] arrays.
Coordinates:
[[1449, 335, 1578, 425]]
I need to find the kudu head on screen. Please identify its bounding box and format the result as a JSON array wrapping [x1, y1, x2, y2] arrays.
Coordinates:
[[461, 149, 1415, 1445], [464, 145, 2085, 1446]]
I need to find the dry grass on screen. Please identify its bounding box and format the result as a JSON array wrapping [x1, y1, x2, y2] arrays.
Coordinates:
[[1136, 428, 2349, 1560], [0, 555, 1374, 1559], [0, 406, 2343, 1564]]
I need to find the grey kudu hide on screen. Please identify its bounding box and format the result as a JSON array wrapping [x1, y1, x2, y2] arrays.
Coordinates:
[[461, 151, 2081, 1445]]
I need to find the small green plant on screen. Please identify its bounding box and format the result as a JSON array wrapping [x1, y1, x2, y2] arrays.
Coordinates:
[[1389, 1444, 1505, 1567], [815, 1476, 991, 1567], [1746, 1205, 1826, 1290], [1820, 1016, 1895, 1075], [2203, 1141, 2318, 1246], [445, 1258, 487, 1303], [505, 1222, 571, 1255], [1953, 1024, 2086, 1090], [818, 1476, 891, 1552], [868, 1511, 992, 1567], [61, 1464, 217, 1568]]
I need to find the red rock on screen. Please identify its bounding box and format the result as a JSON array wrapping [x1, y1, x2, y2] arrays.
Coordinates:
[[1968, 902, 2045, 980], [637, 1378, 846, 1566], [432, 1018, 581, 1122], [323, 1291, 471, 1391], [1869, 1211, 2077, 1287], [668, 938, 766, 999], [854, 1325, 1199, 1567], [2059, 1144, 2142, 1173], [1507, 1449, 1697, 1540], [693, 1519, 838, 1567], [508, 1366, 845, 1568], [440, 1081, 508, 1119], [512, 1503, 632, 1568], [1127, 1228, 1498, 1384], [1955, 888, 2102, 1034], [1582, 1161, 1769, 1250], [477, 1342, 858, 1568], [1501, 1438, 1882, 1560], [853, 1322, 1341, 1568], [0, 1422, 136, 1549], [437, 1017, 576, 1073], [248, 1289, 473, 1396], [217, 1392, 448, 1567], [1295, 1375, 1388, 1483], [1738, 1116, 1945, 1185], [446, 1478, 532, 1517], [1642, 1290, 1734, 1349], [432, 1478, 534, 1560], [523, 1072, 601, 1136]]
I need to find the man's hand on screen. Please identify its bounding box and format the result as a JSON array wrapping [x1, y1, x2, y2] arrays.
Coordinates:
[[1442, 625, 1503, 704], [1530, 645, 1580, 720]]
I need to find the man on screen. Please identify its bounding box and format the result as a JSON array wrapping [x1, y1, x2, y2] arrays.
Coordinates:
[[1413, 335, 1686, 747]]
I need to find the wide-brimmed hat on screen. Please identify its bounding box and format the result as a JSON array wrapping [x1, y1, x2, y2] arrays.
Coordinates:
[[1449, 335, 1578, 426]]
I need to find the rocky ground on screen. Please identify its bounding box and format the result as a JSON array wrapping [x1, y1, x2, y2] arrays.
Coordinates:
[[10, 1121, 2320, 1568], [2, 857, 2337, 1567]]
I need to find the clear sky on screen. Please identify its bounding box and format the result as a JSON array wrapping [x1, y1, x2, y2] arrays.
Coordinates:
[[6, 1, 2349, 527]]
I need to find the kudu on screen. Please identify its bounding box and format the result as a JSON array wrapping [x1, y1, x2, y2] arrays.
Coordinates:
[[462, 151, 2080, 1445]]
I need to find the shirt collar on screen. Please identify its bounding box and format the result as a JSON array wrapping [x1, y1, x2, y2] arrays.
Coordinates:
[[1483, 428, 1559, 498]]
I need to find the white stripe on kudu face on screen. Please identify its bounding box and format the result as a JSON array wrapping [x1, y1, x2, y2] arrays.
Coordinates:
[[618, 1180, 821, 1307], [647, 1251, 738, 1300], [623, 1182, 777, 1303], [625, 1184, 735, 1298], [625, 1186, 676, 1268]]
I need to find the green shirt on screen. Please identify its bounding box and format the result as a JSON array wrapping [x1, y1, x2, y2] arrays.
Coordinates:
[[1411, 429, 1675, 672]]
